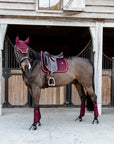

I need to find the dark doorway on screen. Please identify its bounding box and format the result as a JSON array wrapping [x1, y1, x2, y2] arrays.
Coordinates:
[[3, 25, 91, 107], [6, 25, 91, 57]]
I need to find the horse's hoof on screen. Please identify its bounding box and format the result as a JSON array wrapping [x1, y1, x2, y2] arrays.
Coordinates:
[[75, 116, 82, 122], [92, 117, 99, 124], [29, 123, 37, 130], [32, 125, 37, 130], [38, 121, 41, 126]]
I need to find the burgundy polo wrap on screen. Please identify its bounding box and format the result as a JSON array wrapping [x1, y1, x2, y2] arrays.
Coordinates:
[[80, 103, 85, 116], [34, 108, 41, 123], [93, 103, 99, 117]]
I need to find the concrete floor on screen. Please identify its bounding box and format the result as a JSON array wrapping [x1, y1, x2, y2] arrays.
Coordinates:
[[0, 107, 114, 144]]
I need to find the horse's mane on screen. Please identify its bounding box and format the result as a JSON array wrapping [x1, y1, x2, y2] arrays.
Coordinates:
[[28, 47, 41, 60]]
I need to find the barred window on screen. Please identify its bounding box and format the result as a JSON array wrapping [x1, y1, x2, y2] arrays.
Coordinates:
[[38, 0, 62, 10]]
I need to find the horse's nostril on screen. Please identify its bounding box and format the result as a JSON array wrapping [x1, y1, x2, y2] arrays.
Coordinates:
[[25, 65, 29, 71]]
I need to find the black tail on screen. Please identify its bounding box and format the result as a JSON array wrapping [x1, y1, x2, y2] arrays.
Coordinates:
[[86, 60, 95, 111], [86, 93, 94, 111]]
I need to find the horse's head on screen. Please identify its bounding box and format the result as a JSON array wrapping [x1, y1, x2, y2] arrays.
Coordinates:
[[14, 36, 31, 72]]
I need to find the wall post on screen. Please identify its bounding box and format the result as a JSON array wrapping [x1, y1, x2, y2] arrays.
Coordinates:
[[111, 57, 114, 106], [0, 24, 7, 116], [89, 22, 103, 115]]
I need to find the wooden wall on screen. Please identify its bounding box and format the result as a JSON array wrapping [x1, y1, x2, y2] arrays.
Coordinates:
[[0, 0, 35, 11], [40, 86, 66, 105], [2, 70, 66, 106], [0, 0, 36, 16], [2, 70, 111, 106], [0, 0, 114, 19], [102, 70, 111, 105], [8, 75, 28, 105], [86, 0, 114, 13]]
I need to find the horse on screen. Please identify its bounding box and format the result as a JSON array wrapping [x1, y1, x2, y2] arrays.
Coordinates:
[[14, 36, 99, 130]]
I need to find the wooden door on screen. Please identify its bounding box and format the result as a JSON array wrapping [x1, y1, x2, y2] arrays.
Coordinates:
[[2, 69, 66, 106], [102, 70, 111, 105]]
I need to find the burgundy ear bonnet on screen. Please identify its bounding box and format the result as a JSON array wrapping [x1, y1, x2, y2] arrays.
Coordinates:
[[16, 36, 29, 53]]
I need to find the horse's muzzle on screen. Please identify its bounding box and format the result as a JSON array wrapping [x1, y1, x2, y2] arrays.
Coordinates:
[[21, 62, 31, 72]]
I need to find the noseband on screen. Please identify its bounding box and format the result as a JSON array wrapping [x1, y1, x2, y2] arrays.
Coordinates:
[[14, 45, 30, 69]]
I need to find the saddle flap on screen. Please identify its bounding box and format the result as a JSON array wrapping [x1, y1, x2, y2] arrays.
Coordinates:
[[46, 58, 58, 72]]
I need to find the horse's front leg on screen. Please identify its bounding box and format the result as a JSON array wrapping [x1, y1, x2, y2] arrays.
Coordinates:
[[29, 87, 41, 130], [30, 105, 41, 130]]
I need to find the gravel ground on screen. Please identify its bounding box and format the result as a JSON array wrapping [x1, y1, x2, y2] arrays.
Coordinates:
[[0, 107, 114, 144]]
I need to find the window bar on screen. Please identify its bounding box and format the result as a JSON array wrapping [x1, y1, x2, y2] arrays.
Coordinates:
[[49, 0, 50, 10], [38, 0, 39, 10], [60, 0, 62, 10], [9, 45, 11, 68]]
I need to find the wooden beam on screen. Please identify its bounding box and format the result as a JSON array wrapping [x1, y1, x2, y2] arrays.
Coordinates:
[[86, 0, 114, 6], [0, 24, 7, 50], [85, 6, 114, 13], [89, 22, 103, 115], [0, 3, 35, 10], [0, 24, 7, 116], [0, 0, 35, 2]]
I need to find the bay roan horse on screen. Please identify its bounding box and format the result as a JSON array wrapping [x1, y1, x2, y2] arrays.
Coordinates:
[[14, 36, 99, 130]]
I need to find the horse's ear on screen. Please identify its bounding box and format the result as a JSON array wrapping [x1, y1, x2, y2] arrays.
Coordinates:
[[16, 36, 20, 44], [25, 37, 29, 45]]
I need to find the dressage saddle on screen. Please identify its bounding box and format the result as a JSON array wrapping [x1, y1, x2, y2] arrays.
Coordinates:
[[43, 51, 63, 86], [43, 51, 63, 72]]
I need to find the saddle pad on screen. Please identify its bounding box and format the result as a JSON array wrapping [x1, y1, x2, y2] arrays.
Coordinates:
[[41, 51, 68, 73]]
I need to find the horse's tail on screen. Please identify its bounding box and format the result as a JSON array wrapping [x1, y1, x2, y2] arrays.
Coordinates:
[[86, 93, 94, 111]]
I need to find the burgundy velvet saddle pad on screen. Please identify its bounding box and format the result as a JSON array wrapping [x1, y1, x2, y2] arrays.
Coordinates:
[[41, 51, 68, 73]]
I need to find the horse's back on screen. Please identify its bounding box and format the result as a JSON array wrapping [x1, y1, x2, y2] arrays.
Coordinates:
[[67, 56, 93, 71], [66, 56, 93, 85]]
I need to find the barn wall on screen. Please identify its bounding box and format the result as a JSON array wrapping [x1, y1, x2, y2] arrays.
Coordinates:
[[86, 0, 114, 13], [0, 0, 113, 114], [0, 0, 114, 19]]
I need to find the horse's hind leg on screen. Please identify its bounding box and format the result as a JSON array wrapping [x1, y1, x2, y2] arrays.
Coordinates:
[[85, 86, 99, 124], [74, 83, 87, 122]]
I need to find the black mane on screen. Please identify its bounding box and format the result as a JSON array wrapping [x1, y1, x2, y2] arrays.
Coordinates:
[[28, 47, 41, 60]]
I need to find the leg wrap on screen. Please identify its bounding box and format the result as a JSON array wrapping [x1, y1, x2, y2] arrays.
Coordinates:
[[80, 103, 85, 116], [93, 103, 99, 117], [34, 107, 41, 123]]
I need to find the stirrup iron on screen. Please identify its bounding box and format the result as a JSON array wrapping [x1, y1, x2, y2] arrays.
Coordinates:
[[48, 77, 55, 86]]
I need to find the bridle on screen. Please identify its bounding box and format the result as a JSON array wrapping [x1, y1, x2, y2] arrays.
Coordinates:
[[14, 45, 31, 70]]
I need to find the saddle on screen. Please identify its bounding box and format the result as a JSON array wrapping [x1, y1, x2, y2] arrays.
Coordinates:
[[41, 51, 68, 86]]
